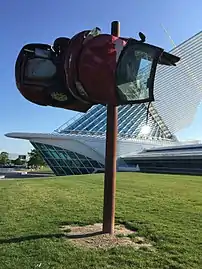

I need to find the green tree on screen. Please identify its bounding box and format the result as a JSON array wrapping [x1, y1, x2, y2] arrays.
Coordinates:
[[12, 158, 26, 166], [28, 149, 46, 168], [0, 152, 9, 165]]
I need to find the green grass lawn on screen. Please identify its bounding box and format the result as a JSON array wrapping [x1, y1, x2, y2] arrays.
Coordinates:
[[0, 173, 201, 269]]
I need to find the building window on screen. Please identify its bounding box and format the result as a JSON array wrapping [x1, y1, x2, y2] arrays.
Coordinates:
[[31, 142, 104, 176]]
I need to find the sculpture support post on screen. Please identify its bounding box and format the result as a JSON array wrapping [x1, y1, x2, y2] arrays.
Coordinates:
[[103, 21, 120, 234]]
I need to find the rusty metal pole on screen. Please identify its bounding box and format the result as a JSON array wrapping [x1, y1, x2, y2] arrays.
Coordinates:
[[103, 21, 120, 234]]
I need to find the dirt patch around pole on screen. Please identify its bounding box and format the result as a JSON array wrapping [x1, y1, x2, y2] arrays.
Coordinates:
[[60, 223, 153, 250]]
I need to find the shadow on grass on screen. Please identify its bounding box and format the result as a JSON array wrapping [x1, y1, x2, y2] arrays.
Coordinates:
[[1, 220, 139, 245], [0, 234, 64, 244], [59, 220, 96, 227], [66, 231, 103, 238], [0, 231, 103, 244]]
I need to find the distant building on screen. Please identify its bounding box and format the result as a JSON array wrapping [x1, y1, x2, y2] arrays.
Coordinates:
[[8, 153, 28, 161]]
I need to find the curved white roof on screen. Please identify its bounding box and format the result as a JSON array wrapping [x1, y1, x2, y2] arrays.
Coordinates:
[[153, 31, 202, 133]]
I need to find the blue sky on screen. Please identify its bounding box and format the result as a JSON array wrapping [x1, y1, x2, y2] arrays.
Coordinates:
[[0, 0, 202, 154]]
